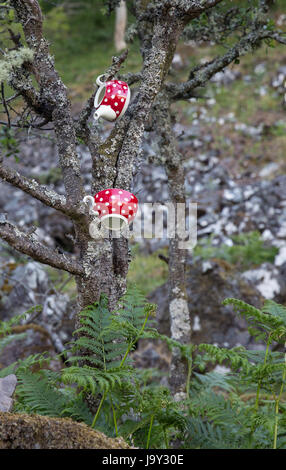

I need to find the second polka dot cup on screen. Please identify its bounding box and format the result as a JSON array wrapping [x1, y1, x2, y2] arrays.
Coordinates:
[[84, 188, 138, 231], [94, 74, 131, 122]]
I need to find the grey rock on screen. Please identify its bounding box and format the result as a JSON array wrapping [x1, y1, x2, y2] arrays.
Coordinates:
[[259, 163, 280, 178], [211, 69, 240, 85], [242, 264, 282, 300], [275, 245, 286, 267], [1, 262, 49, 320], [0, 374, 17, 412], [149, 259, 263, 350], [254, 63, 266, 75]]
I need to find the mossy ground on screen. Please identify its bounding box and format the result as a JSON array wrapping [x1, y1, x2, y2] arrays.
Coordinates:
[[0, 411, 131, 448]]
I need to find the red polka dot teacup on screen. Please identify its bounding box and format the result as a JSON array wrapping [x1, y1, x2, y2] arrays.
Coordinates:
[[84, 188, 138, 231], [94, 75, 131, 122]]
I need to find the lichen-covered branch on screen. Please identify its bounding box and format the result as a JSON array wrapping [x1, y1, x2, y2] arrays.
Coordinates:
[[115, 12, 186, 189], [270, 32, 286, 46], [10, 0, 84, 208], [0, 162, 74, 217], [166, 28, 281, 101], [164, 0, 224, 16], [0, 219, 84, 276]]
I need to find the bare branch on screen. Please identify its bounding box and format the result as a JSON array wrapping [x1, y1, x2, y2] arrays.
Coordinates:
[[0, 120, 53, 130], [0, 162, 65, 214], [0, 218, 84, 276], [114, 15, 186, 189], [270, 32, 286, 45], [140, 0, 224, 21], [152, 91, 191, 397], [0, 93, 21, 105], [10, 0, 43, 43], [119, 71, 142, 85], [166, 28, 275, 101]]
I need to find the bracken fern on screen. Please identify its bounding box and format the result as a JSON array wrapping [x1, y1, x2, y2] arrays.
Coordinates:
[[2, 291, 286, 448]]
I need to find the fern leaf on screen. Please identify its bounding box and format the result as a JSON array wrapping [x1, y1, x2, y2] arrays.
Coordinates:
[[15, 370, 67, 417]]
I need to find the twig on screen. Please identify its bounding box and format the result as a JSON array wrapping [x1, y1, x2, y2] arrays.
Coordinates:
[[1, 83, 11, 128], [0, 120, 54, 130]]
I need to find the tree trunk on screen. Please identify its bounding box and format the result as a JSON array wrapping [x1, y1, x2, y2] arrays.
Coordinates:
[[114, 1, 127, 52], [156, 95, 192, 398]]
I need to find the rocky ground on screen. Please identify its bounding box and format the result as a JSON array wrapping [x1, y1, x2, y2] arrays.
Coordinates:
[[0, 52, 286, 372]]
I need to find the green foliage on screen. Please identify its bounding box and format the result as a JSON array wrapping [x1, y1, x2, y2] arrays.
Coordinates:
[[64, 294, 129, 369], [183, 0, 264, 45], [127, 245, 169, 296], [194, 231, 278, 268], [43, 6, 70, 42], [14, 370, 67, 416], [0, 305, 42, 336], [33, 0, 141, 90], [183, 298, 286, 449], [2, 289, 286, 449], [223, 298, 286, 342], [0, 126, 20, 161], [0, 305, 43, 378]]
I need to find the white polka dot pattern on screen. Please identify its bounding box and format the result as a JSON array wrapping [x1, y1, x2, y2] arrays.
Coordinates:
[[91, 188, 138, 228], [95, 79, 130, 121]]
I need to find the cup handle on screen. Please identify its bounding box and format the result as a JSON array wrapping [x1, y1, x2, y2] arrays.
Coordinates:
[[96, 74, 106, 87], [83, 196, 99, 216]]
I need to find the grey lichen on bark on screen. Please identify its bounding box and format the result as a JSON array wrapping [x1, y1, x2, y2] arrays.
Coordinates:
[[152, 92, 191, 396]]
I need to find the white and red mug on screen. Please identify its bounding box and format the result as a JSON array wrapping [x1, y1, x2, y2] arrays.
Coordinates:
[[83, 188, 138, 231], [94, 75, 131, 122]]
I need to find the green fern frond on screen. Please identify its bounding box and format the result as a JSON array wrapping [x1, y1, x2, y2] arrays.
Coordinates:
[[119, 416, 151, 440], [61, 365, 132, 394], [198, 343, 251, 373], [15, 370, 67, 416], [68, 295, 127, 371], [115, 285, 149, 329], [223, 298, 286, 342], [0, 332, 27, 351], [16, 353, 53, 372], [61, 394, 94, 425], [0, 362, 18, 378], [0, 305, 42, 337], [192, 370, 235, 392], [262, 300, 286, 326]]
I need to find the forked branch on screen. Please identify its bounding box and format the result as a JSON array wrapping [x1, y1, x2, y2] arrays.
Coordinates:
[[167, 28, 285, 101]]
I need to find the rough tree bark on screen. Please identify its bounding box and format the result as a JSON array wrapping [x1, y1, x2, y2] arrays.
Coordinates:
[[154, 94, 191, 398], [0, 0, 285, 397]]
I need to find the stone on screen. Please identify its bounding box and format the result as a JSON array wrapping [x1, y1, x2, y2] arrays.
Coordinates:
[[259, 163, 280, 178], [242, 264, 281, 300], [0, 326, 60, 370], [172, 53, 183, 69], [275, 245, 286, 267], [149, 259, 264, 351], [0, 262, 49, 320], [0, 375, 17, 412]]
